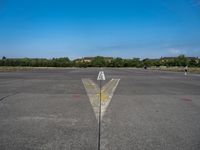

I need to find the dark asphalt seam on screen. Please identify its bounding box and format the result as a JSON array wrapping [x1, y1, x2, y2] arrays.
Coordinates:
[[98, 80, 102, 150]]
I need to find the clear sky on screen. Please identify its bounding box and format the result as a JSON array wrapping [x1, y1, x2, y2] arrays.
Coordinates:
[[0, 0, 200, 59]]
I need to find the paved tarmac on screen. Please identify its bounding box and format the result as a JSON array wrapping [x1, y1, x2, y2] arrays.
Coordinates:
[[0, 68, 200, 150]]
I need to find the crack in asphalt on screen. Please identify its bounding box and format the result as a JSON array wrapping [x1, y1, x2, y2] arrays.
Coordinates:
[[0, 93, 18, 102]]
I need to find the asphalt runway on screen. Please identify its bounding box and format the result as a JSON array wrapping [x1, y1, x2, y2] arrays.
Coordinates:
[[0, 68, 200, 150]]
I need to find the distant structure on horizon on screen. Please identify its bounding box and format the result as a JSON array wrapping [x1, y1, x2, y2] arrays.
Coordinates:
[[74, 57, 113, 63]]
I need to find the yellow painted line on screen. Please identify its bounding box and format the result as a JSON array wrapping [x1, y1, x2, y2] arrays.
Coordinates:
[[96, 92, 109, 102]]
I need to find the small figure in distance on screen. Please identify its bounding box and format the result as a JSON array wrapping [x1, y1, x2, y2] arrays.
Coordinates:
[[144, 65, 147, 70], [184, 66, 188, 75]]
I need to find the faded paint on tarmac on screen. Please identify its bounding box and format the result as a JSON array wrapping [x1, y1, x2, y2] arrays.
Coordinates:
[[82, 78, 120, 120]]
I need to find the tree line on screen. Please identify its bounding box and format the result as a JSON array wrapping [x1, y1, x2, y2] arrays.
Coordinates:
[[0, 55, 200, 68]]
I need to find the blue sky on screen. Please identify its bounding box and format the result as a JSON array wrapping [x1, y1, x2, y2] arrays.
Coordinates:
[[0, 0, 200, 59]]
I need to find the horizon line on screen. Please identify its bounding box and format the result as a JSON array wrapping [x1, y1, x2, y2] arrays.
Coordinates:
[[1, 55, 199, 60]]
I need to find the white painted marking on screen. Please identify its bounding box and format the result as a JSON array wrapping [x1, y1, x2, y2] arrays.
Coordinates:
[[97, 71, 106, 80]]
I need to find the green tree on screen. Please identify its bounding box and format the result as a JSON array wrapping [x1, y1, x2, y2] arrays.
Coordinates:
[[113, 57, 123, 67], [130, 58, 141, 67], [153, 60, 161, 67], [123, 59, 131, 67], [197, 59, 200, 67], [176, 55, 188, 66], [91, 56, 106, 67], [143, 59, 152, 67], [188, 58, 197, 67]]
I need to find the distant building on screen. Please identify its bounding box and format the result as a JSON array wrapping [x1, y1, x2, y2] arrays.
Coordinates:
[[74, 57, 113, 63]]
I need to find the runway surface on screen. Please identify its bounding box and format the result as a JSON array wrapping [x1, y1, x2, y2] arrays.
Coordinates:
[[0, 68, 200, 150]]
